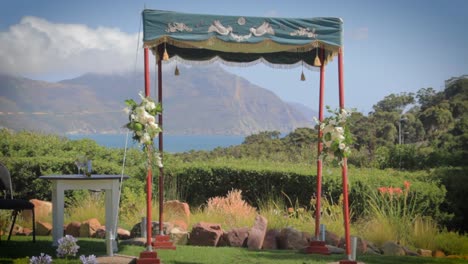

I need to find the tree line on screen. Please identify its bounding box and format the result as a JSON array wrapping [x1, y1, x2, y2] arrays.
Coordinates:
[[176, 75, 468, 170]]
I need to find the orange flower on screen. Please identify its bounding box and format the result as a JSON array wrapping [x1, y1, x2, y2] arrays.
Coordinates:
[[393, 187, 403, 196], [378, 187, 388, 194], [404, 181, 411, 191]]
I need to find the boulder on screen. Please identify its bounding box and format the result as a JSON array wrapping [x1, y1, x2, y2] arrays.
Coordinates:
[[417, 248, 432, 257], [217, 232, 230, 247], [277, 227, 309, 250], [262, 229, 280, 250], [10, 224, 23, 235], [79, 218, 101, 237], [65, 221, 81, 237], [120, 237, 146, 247], [366, 241, 382, 254], [36, 221, 52, 236], [130, 221, 174, 238], [355, 237, 367, 254], [326, 245, 346, 254], [21, 199, 52, 222], [381, 241, 405, 256], [325, 230, 341, 247], [95, 227, 106, 239], [433, 250, 446, 258], [170, 227, 189, 245], [164, 200, 190, 231], [118, 227, 131, 240], [226, 227, 249, 247], [403, 246, 419, 256], [17, 227, 33, 236], [93, 226, 131, 240], [247, 215, 268, 250], [189, 222, 223, 246]]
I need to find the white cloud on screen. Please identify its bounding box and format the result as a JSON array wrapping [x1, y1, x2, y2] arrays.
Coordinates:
[[0, 16, 141, 76], [346, 27, 368, 41]]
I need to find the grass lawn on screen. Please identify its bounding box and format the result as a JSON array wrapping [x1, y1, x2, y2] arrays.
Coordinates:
[[1, 236, 467, 264]]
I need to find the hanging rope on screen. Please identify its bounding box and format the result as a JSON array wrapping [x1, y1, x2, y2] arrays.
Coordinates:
[[111, 14, 143, 244]]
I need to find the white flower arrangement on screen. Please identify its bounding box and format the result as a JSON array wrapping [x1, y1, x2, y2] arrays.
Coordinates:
[[30, 236, 96, 264], [124, 92, 163, 168], [316, 107, 353, 166]]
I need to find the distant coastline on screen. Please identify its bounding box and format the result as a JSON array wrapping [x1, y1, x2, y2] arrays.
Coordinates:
[[66, 134, 245, 153]]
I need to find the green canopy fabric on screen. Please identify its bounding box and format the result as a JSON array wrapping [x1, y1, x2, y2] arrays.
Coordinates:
[[142, 9, 343, 67]]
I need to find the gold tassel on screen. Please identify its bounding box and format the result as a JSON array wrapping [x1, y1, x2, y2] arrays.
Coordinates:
[[300, 60, 306, 81], [174, 65, 180, 76], [313, 47, 322, 66], [162, 47, 169, 61]]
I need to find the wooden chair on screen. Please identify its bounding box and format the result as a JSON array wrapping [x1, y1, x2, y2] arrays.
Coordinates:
[[0, 162, 35, 242]]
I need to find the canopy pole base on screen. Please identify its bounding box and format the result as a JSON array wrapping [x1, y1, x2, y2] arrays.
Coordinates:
[[137, 251, 161, 264], [152, 235, 176, 250], [303, 240, 330, 255], [339, 260, 358, 264]]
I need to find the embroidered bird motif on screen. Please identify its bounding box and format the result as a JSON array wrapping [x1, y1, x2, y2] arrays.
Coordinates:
[[250, 21, 275, 36], [208, 20, 233, 35]]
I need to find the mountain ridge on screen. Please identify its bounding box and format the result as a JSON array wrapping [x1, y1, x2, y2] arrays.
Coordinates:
[[0, 66, 315, 135]]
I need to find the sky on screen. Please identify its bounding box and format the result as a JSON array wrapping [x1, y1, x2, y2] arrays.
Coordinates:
[[0, 0, 467, 114]]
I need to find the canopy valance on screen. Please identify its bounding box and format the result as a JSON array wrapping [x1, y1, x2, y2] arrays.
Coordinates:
[[142, 9, 343, 67]]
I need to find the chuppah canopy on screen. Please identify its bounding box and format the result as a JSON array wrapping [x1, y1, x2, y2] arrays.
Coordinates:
[[138, 9, 355, 264], [142, 9, 343, 67]]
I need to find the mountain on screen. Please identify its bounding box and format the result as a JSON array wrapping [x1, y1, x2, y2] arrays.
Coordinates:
[[287, 102, 317, 124], [0, 66, 313, 135]]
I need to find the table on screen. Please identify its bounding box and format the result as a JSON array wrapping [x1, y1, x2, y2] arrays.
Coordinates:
[[40, 174, 128, 256]]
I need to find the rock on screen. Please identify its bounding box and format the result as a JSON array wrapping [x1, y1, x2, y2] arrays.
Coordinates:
[[16, 227, 33, 236], [170, 227, 189, 245], [355, 237, 367, 254], [325, 230, 341, 247], [189, 222, 223, 246], [117, 227, 131, 240], [403, 246, 419, 256], [95, 227, 106, 239], [277, 227, 309, 250], [130, 221, 174, 238], [433, 250, 446, 257], [164, 200, 190, 231], [65, 221, 81, 237], [417, 248, 432, 257], [381, 241, 405, 256], [217, 232, 230, 247], [120, 237, 147, 247], [10, 224, 23, 235], [21, 199, 52, 222], [226, 227, 249, 247], [326, 245, 346, 254], [262, 229, 280, 250], [247, 215, 268, 250], [366, 241, 382, 254], [36, 221, 52, 236], [79, 218, 101, 237]]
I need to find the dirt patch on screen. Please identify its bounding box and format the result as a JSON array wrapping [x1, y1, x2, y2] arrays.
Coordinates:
[[96, 254, 137, 264]]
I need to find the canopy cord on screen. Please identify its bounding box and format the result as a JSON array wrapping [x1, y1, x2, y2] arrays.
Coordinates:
[[133, 18, 142, 74], [112, 129, 131, 242]]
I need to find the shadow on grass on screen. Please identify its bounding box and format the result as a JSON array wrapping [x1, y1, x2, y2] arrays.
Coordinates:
[[0, 236, 107, 259]]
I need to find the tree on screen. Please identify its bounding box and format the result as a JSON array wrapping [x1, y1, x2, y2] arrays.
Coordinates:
[[372, 92, 415, 114]]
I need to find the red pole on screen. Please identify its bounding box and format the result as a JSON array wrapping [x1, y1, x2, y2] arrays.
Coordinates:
[[157, 45, 164, 236], [338, 48, 352, 259], [143, 47, 152, 250], [314, 47, 325, 240]]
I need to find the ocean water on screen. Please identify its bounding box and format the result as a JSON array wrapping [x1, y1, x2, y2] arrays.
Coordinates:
[[67, 134, 245, 153]]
